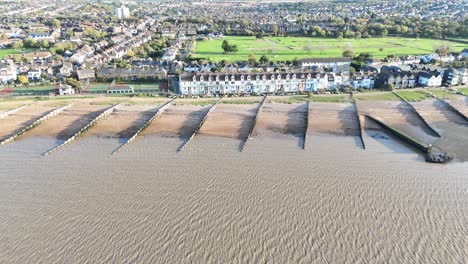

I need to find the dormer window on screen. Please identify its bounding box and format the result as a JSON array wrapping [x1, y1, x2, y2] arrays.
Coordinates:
[[286, 74, 290, 80], [200, 76, 204, 81], [247, 75, 251, 80], [271, 75, 275, 80], [277, 75, 281, 80], [256, 75, 260, 80], [262, 75, 266, 80], [192, 76, 196, 82], [225, 76, 228, 81], [216, 75, 219, 81], [241, 75, 244, 81], [292, 74, 296, 79], [231, 75, 235, 81]]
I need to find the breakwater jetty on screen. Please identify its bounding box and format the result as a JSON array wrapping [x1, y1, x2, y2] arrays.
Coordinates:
[[366, 114, 452, 163]]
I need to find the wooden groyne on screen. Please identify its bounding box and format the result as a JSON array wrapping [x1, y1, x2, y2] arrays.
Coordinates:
[[302, 99, 310, 150], [177, 98, 220, 153], [112, 98, 175, 154], [392, 91, 441, 138], [424, 91, 468, 123], [240, 95, 267, 152], [0, 105, 28, 119], [0, 104, 73, 146], [43, 103, 123, 156], [365, 114, 452, 163], [350, 93, 366, 149]]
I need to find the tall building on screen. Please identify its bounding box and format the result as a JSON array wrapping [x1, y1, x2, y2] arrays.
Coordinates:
[[115, 2, 130, 19]]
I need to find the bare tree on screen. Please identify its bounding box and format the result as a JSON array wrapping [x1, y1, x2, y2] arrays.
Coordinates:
[[303, 41, 313, 54]]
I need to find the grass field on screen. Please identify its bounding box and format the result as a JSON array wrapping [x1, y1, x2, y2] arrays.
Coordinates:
[[354, 92, 399, 101], [0, 48, 36, 59], [427, 88, 457, 99], [457, 87, 468, 95], [395, 90, 432, 101], [194, 36, 467, 62]]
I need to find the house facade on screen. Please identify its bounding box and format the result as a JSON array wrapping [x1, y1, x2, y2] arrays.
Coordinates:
[[418, 72, 443, 87], [178, 71, 337, 95]]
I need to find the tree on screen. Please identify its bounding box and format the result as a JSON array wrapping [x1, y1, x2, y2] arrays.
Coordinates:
[[248, 53, 256, 65], [221, 40, 238, 54], [222, 40, 230, 54], [50, 18, 60, 29], [259, 55, 269, 64], [271, 24, 279, 36], [23, 38, 37, 48], [17, 75, 28, 84], [11, 41, 23, 50], [125, 50, 135, 59], [256, 31, 264, 39], [303, 41, 313, 54], [65, 78, 81, 89], [0, 33, 6, 40], [40, 40, 49, 49], [55, 55, 63, 62], [342, 50, 355, 58]]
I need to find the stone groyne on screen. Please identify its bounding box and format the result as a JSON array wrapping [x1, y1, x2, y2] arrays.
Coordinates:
[[392, 91, 441, 138], [350, 93, 366, 149], [178, 99, 220, 153], [43, 103, 123, 156], [424, 91, 468, 123], [302, 99, 310, 150], [112, 98, 175, 154], [0, 105, 28, 119], [240, 95, 267, 152], [0, 104, 73, 146]]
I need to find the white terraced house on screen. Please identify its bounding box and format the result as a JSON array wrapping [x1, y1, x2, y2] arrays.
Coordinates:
[[178, 72, 340, 95]]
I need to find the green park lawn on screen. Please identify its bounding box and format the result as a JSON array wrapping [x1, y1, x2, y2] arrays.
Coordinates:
[[0, 48, 36, 59], [354, 92, 399, 101], [395, 90, 432, 101], [457, 87, 468, 95], [194, 36, 467, 62], [427, 88, 457, 99]]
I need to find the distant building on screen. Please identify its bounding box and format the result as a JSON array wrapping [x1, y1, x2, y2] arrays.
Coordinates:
[[107, 85, 134, 95], [115, 3, 130, 19], [0, 62, 17, 84], [77, 69, 96, 80], [54, 84, 75, 96]]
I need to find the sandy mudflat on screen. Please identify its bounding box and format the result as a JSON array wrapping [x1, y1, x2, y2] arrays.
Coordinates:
[[0, 135, 467, 263], [141, 104, 210, 138], [25, 103, 108, 139], [198, 103, 259, 139], [255, 102, 308, 136], [0, 104, 57, 140], [309, 102, 360, 136]]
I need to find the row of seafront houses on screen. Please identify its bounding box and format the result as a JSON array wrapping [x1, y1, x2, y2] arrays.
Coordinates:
[[177, 58, 468, 95]]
